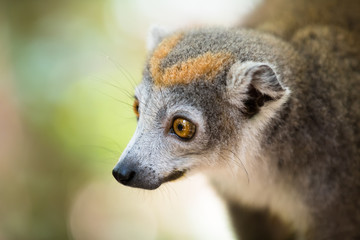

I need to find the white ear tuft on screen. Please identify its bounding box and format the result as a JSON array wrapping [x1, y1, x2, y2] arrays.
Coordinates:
[[146, 25, 171, 51], [227, 61, 256, 89], [227, 61, 287, 98], [226, 61, 290, 116]]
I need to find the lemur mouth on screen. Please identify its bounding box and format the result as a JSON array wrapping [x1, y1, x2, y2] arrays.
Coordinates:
[[163, 170, 186, 182]]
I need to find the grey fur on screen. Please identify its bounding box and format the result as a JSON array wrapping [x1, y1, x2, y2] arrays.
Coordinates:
[[113, 0, 360, 239]]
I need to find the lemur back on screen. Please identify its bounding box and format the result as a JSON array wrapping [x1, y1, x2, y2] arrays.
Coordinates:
[[113, 0, 360, 239], [244, 0, 360, 39]]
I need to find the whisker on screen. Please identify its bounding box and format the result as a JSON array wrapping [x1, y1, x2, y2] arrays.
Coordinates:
[[104, 80, 134, 100], [219, 154, 238, 181], [223, 148, 250, 183], [105, 55, 139, 89], [97, 90, 157, 119]]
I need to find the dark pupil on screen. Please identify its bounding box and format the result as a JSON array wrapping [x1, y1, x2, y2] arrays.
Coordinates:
[[177, 123, 184, 131]]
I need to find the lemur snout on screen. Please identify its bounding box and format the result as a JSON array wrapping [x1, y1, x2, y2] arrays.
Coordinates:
[[112, 165, 136, 185]]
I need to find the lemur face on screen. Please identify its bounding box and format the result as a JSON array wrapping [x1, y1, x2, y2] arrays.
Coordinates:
[[112, 28, 290, 189], [112, 82, 223, 189]]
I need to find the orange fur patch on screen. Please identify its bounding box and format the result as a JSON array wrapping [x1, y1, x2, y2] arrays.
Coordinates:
[[149, 33, 233, 87], [149, 33, 184, 87], [160, 52, 233, 86]]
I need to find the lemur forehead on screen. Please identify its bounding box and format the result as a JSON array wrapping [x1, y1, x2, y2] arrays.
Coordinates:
[[149, 32, 234, 87]]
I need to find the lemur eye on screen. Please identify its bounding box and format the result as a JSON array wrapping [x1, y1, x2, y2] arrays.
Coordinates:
[[172, 118, 196, 139], [133, 98, 139, 119]]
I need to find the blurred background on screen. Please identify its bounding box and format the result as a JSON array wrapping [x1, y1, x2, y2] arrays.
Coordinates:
[[0, 0, 260, 239]]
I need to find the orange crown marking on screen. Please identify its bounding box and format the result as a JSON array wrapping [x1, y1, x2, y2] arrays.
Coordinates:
[[149, 33, 233, 87], [149, 33, 184, 87], [160, 52, 233, 86]]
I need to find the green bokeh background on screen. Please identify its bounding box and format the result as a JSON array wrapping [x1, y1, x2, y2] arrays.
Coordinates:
[[1, 1, 140, 239]]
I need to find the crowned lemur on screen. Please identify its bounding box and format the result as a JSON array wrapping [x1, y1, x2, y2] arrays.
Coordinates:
[[112, 0, 360, 239]]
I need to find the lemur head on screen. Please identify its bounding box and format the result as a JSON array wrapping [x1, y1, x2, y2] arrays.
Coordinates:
[[112, 27, 292, 190]]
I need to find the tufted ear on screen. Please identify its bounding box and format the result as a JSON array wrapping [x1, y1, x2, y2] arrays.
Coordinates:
[[226, 61, 290, 117], [146, 25, 171, 51]]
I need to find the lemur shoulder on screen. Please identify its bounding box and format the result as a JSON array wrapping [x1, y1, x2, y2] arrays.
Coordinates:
[[112, 0, 360, 239]]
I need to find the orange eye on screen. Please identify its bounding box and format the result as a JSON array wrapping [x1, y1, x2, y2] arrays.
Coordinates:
[[172, 118, 196, 139], [133, 99, 139, 118]]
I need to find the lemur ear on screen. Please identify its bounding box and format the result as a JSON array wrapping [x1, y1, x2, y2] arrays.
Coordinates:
[[226, 61, 289, 116], [147, 25, 171, 51]]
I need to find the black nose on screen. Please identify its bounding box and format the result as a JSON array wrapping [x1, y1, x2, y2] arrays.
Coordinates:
[[112, 166, 136, 185]]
